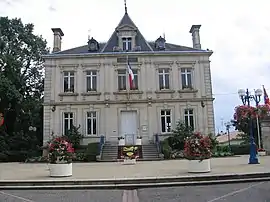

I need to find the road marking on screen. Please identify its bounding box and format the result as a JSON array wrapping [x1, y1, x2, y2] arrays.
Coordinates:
[[122, 190, 139, 202], [0, 191, 35, 202], [207, 182, 265, 202]]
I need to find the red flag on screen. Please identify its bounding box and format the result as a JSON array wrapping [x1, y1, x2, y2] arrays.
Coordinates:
[[263, 85, 270, 105]]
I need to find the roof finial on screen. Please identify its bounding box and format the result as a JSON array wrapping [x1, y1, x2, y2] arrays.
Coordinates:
[[124, 0, 127, 13]]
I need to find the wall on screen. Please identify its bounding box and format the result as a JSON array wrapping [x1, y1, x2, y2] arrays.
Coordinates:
[[43, 53, 215, 144]]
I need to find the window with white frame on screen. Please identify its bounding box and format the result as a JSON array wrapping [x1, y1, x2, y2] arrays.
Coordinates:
[[158, 68, 170, 90], [184, 109, 194, 130], [118, 69, 126, 90], [86, 112, 97, 135], [160, 109, 172, 133], [181, 68, 192, 89], [63, 71, 75, 92], [122, 37, 132, 51], [130, 69, 138, 90], [86, 70, 97, 92], [63, 112, 74, 135]]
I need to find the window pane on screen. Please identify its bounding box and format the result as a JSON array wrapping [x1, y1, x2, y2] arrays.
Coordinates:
[[92, 76, 97, 91], [190, 116, 194, 130], [64, 113, 69, 118], [64, 119, 68, 135], [69, 113, 73, 118], [158, 69, 163, 74], [86, 77, 91, 91], [165, 110, 170, 116], [161, 116, 166, 132], [128, 41, 132, 50], [159, 75, 163, 90], [133, 75, 138, 90], [184, 116, 189, 127], [64, 78, 68, 92], [165, 75, 169, 89], [70, 72, 74, 76], [70, 119, 73, 128], [70, 77, 74, 92], [93, 118, 97, 134], [118, 76, 126, 90], [87, 119, 91, 135], [184, 110, 188, 115], [164, 68, 169, 73], [118, 69, 126, 75], [187, 74, 192, 87], [161, 110, 165, 116], [181, 74, 186, 87]]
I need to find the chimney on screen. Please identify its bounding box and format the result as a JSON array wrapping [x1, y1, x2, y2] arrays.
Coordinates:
[[189, 25, 201, 49], [51, 28, 64, 53]]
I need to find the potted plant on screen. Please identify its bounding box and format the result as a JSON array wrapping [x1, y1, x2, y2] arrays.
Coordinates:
[[48, 136, 74, 177], [257, 148, 266, 156], [118, 136, 125, 146], [136, 136, 142, 145], [184, 132, 212, 173], [121, 146, 139, 165]]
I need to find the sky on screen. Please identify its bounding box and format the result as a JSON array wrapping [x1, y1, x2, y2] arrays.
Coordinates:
[[1, 0, 270, 133]]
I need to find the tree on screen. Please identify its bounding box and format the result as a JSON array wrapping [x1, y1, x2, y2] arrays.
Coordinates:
[[167, 121, 193, 150], [0, 17, 49, 160]]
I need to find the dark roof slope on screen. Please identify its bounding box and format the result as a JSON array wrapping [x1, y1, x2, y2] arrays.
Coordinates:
[[52, 12, 202, 55]]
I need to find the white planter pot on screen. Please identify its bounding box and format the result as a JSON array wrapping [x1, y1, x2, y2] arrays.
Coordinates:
[[122, 159, 136, 165], [119, 139, 125, 146], [49, 163, 72, 177], [258, 151, 266, 156], [188, 159, 211, 173], [136, 139, 142, 145]]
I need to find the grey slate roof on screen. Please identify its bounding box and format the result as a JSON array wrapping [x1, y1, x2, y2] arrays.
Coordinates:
[[53, 12, 201, 55]]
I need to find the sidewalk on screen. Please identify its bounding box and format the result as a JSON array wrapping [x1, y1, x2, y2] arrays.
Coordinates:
[[0, 155, 270, 181]]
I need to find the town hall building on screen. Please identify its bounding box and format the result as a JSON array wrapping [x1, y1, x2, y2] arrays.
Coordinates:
[[42, 7, 215, 150]]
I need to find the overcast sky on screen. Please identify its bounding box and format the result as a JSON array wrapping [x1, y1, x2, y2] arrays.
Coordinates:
[[1, 0, 269, 133]]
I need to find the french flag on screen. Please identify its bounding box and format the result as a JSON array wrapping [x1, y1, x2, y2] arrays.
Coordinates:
[[127, 61, 134, 89], [263, 85, 270, 105]]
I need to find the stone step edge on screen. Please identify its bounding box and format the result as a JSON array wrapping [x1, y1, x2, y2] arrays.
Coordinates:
[[0, 174, 270, 189]]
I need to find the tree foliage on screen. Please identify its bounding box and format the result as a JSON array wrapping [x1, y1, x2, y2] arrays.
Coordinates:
[[0, 17, 49, 161]]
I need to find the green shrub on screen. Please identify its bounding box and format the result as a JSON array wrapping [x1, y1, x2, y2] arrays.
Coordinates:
[[63, 125, 84, 148], [84, 142, 99, 162], [230, 144, 250, 155], [161, 140, 172, 159]]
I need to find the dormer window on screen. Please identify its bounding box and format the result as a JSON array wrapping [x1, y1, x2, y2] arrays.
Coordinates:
[[155, 36, 166, 50], [122, 37, 132, 51], [88, 37, 99, 52]]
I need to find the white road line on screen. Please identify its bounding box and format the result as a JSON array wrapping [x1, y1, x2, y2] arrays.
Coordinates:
[[207, 182, 265, 202], [0, 191, 35, 202], [122, 190, 139, 202]]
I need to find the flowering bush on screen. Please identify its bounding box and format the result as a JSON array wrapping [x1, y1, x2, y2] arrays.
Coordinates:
[[48, 136, 74, 164], [184, 132, 212, 161], [234, 105, 270, 121], [121, 146, 139, 160]]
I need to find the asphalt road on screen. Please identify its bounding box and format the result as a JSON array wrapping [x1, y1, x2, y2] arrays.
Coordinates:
[[1, 181, 270, 202]]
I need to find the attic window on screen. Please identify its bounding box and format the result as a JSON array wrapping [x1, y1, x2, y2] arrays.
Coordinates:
[[155, 36, 166, 50], [122, 37, 132, 51]]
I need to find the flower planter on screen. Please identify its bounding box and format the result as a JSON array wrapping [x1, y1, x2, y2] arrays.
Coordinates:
[[188, 159, 211, 173], [258, 151, 266, 156], [135, 139, 142, 145], [49, 163, 72, 177], [122, 159, 136, 165], [119, 139, 125, 146]]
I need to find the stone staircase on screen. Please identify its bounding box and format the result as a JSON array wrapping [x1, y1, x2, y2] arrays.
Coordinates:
[[100, 142, 163, 162], [100, 142, 118, 162], [141, 143, 162, 161]]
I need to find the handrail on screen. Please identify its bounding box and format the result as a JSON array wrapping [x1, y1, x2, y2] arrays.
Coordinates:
[[98, 135, 105, 156]]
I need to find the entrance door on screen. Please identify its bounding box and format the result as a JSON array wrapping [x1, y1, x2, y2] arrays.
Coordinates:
[[120, 111, 137, 145]]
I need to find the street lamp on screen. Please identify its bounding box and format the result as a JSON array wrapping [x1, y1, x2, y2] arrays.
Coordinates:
[[225, 122, 232, 151], [238, 88, 262, 164]]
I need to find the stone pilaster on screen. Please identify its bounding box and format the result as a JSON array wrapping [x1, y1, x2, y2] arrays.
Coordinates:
[[261, 116, 270, 155]]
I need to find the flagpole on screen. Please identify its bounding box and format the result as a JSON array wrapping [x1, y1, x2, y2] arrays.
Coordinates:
[[126, 53, 130, 101]]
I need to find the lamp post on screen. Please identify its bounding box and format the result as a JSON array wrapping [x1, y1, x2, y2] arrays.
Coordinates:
[[225, 122, 232, 151], [238, 88, 262, 164]]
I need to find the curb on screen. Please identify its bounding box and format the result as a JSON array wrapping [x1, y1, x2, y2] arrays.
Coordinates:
[[0, 172, 270, 190]]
